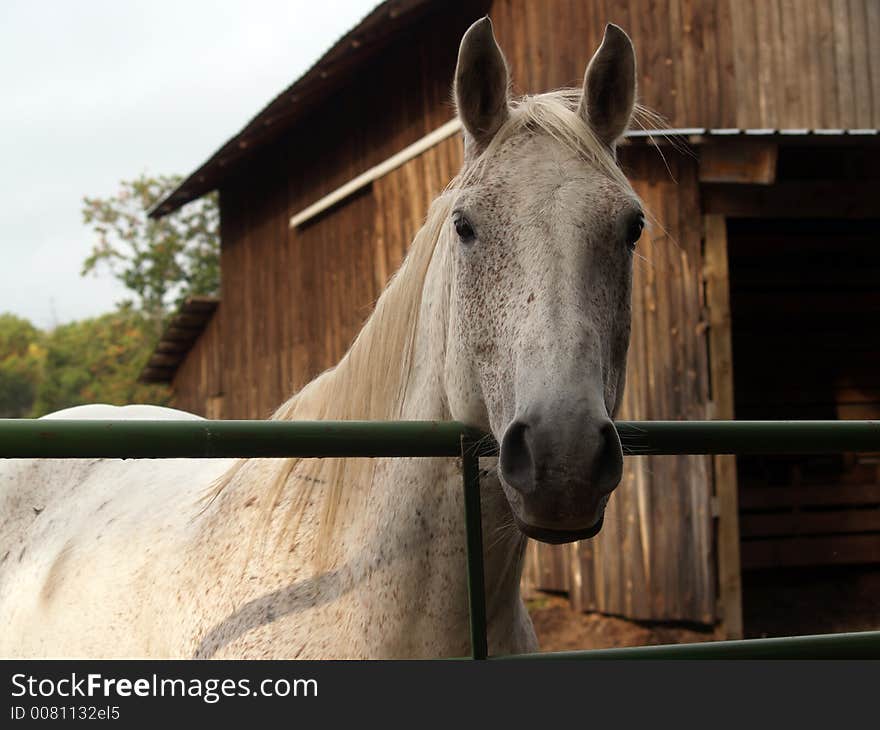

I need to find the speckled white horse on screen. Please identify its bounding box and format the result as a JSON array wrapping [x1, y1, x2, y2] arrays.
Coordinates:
[[0, 19, 643, 658]]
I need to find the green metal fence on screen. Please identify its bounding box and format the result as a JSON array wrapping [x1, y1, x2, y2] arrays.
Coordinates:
[[2, 418, 880, 659]]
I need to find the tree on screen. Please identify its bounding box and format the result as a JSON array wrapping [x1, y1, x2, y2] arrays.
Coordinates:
[[0, 314, 45, 417], [30, 307, 169, 417], [81, 174, 219, 333]]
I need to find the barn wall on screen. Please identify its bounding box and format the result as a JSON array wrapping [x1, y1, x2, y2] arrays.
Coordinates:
[[522, 148, 715, 622], [171, 138, 465, 419], [174, 0, 880, 414], [491, 0, 880, 130], [171, 312, 224, 417]]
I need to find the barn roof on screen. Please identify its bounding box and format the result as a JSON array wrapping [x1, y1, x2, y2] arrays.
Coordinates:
[[151, 0, 880, 222], [138, 296, 219, 383], [150, 0, 439, 220]]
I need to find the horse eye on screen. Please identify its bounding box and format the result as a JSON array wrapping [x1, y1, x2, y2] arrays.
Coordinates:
[[453, 212, 476, 244], [626, 213, 645, 250]]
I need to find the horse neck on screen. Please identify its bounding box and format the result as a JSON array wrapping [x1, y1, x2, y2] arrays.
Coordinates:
[[385, 230, 528, 632]]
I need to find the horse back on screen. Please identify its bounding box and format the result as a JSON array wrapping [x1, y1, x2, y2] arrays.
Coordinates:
[[0, 404, 232, 656]]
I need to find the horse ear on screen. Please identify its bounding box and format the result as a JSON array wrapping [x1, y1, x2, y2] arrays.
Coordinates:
[[578, 24, 636, 148], [454, 17, 510, 156]]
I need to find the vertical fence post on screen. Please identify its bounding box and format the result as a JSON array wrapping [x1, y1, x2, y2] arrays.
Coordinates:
[[704, 213, 743, 639], [461, 435, 488, 660]]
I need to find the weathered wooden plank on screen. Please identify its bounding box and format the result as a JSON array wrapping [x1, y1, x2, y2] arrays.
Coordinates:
[[815, 0, 839, 128], [733, 291, 880, 316], [780, 0, 805, 128], [831, 0, 856, 127], [660, 178, 685, 620], [145, 352, 183, 368], [740, 484, 880, 510], [703, 214, 742, 639], [700, 141, 778, 184], [806, 2, 822, 127], [713, 0, 736, 127], [615, 176, 652, 616], [667, 0, 687, 125], [155, 340, 190, 355], [702, 182, 880, 218], [730, 266, 880, 288], [161, 325, 206, 342], [741, 533, 880, 569], [728, 0, 755, 128], [741, 509, 880, 538], [754, 0, 777, 126], [866, 0, 880, 126], [848, 0, 872, 129], [769, 0, 789, 127]]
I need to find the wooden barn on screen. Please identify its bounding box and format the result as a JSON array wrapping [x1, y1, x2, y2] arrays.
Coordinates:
[[141, 0, 880, 639]]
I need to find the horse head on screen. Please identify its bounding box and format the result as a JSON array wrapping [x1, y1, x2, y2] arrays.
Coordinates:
[[444, 18, 641, 544]]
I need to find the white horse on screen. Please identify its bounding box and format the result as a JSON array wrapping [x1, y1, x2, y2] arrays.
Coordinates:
[[0, 19, 643, 658]]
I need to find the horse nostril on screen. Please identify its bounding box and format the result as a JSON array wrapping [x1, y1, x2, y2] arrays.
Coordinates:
[[595, 420, 624, 493], [500, 420, 536, 495]]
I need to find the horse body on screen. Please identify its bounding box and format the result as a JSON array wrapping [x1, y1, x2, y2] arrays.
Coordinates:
[[0, 392, 530, 660], [0, 19, 641, 658], [0, 406, 233, 656]]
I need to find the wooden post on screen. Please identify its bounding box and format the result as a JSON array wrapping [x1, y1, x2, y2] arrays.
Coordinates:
[[703, 214, 744, 639]]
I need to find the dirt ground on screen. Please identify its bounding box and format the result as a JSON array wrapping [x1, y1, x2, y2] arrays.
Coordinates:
[[526, 592, 721, 653], [526, 565, 880, 652]]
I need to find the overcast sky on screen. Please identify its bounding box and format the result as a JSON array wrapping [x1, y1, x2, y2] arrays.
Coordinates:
[[0, 0, 377, 328]]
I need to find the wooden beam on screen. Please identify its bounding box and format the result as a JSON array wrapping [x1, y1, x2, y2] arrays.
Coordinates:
[[740, 508, 880, 538], [700, 141, 778, 184], [703, 214, 743, 639], [162, 325, 206, 342], [739, 483, 880, 510], [145, 353, 183, 368], [741, 534, 880, 569], [289, 118, 463, 228], [155, 341, 190, 354], [137, 367, 175, 384], [702, 181, 879, 217], [289, 122, 779, 231], [168, 313, 212, 329]]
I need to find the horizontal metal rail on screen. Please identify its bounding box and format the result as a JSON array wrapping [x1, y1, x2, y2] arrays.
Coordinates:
[[0, 419, 878, 459], [614, 420, 880, 455], [495, 629, 880, 659], [1, 417, 879, 660], [0, 420, 484, 459]]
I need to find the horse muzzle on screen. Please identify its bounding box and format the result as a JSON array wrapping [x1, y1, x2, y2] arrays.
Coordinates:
[[512, 508, 606, 544], [498, 407, 622, 543]]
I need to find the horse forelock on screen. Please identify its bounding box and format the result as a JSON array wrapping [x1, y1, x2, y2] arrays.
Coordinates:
[[463, 88, 639, 199]]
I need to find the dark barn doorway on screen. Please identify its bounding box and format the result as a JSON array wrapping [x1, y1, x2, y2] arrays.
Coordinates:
[[726, 217, 880, 637]]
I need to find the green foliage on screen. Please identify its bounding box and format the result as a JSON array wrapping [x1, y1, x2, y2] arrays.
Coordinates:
[[30, 308, 170, 417], [81, 174, 219, 330], [0, 314, 45, 417], [0, 173, 214, 418]]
